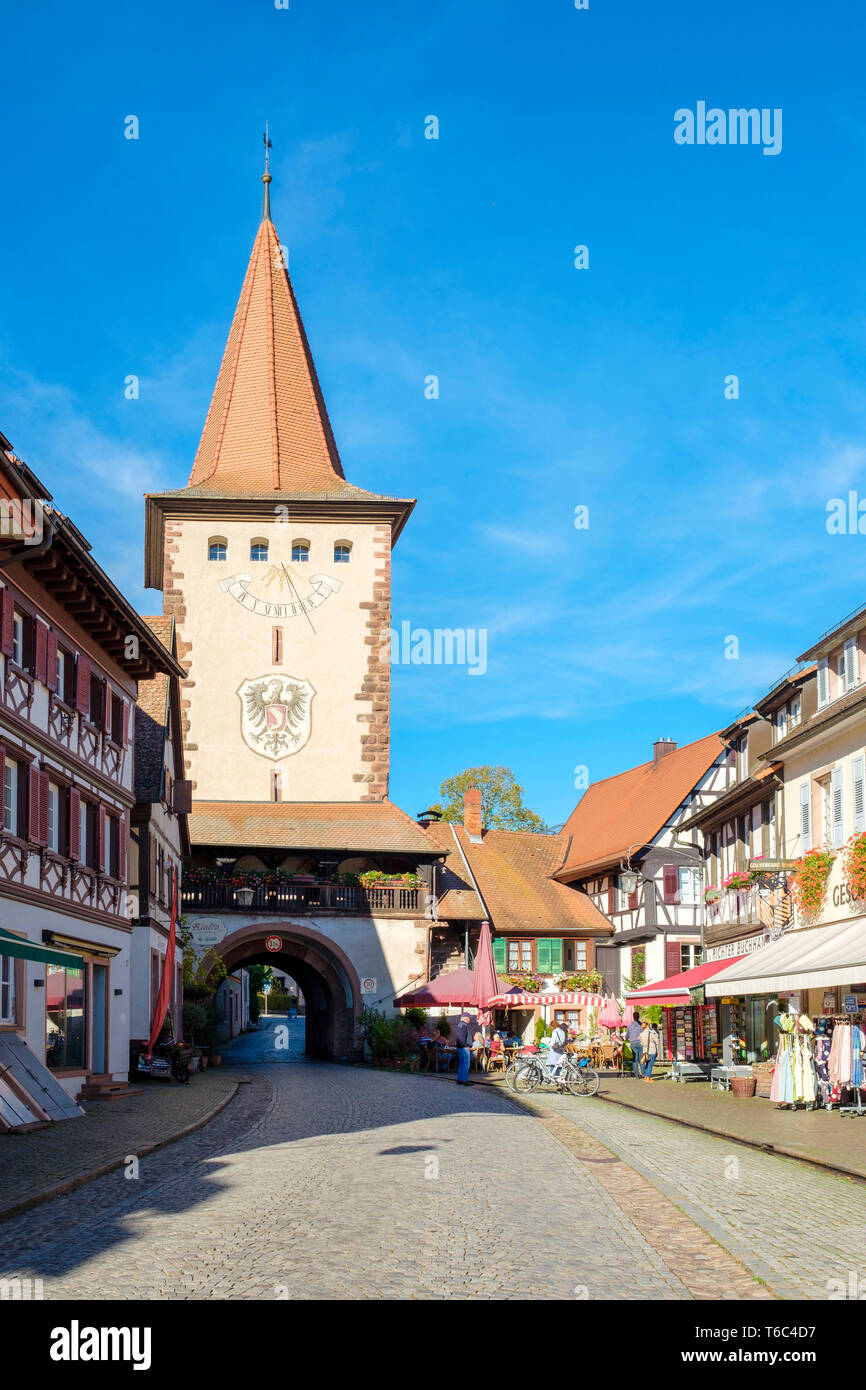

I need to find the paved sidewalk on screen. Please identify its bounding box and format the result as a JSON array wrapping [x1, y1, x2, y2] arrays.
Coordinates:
[[589, 1074, 866, 1180], [0, 1069, 239, 1221]]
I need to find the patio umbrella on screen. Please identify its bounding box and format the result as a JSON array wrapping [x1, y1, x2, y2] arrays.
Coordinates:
[[622, 1005, 636, 1025], [598, 994, 624, 1029], [471, 920, 500, 1022], [397, 968, 478, 1009]]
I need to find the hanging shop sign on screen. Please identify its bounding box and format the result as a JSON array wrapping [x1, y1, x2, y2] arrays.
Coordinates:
[[843, 995, 858, 1014], [187, 918, 227, 951]]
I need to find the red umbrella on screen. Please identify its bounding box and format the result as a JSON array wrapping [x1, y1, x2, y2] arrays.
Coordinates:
[[397, 968, 478, 1009], [471, 921, 500, 1012]]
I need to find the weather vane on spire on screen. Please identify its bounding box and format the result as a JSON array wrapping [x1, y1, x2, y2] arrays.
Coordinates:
[[262, 122, 273, 219]]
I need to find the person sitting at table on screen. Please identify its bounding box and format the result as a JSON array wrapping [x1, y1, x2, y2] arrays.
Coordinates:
[[471, 1027, 486, 1070]]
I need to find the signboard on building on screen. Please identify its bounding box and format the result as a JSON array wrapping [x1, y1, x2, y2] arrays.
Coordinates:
[[747, 859, 798, 873], [187, 917, 227, 951], [843, 995, 858, 1014], [705, 934, 765, 962]]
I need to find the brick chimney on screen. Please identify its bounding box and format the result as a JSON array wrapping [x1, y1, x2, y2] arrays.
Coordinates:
[[463, 787, 483, 839], [653, 737, 677, 763]]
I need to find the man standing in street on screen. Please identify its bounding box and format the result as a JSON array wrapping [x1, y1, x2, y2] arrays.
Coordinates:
[[625, 1012, 643, 1079], [454, 1012, 473, 1086]]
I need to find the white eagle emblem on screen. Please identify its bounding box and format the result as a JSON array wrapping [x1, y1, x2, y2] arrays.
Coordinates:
[[237, 674, 316, 760]]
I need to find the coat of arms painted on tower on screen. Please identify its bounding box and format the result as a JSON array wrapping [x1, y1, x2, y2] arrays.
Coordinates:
[[237, 675, 316, 759]]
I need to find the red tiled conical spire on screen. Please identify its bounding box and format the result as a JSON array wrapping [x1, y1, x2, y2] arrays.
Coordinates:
[[186, 168, 346, 494]]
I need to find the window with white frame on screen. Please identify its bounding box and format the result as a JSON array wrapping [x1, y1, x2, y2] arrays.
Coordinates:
[[820, 777, 832, 847], [789, 693, 801, 729], [773, 706, 786, 742], [250, 539, 268, 562], [680, 943, 702, 972], [4, 758, 17, 836], [575, 940, 587, 970], [0, 954, 14, 1023], [677, 868, 702, 904], [768, 798, 777, 856], [79, 801, 88, 866], [104, 813, 113, 876], [11, 612, 23, 667], [47, 781, 60, 853], [291, 540, 310, 563], [751, 803, 763, 859], [208, 538, 227, 562]]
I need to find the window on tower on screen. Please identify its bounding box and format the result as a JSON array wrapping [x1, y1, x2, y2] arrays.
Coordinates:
[[334, 542, 352, 564], [208, 537, 227, 562], [250, 539, 269, 562], [291, 540, 310, 563]]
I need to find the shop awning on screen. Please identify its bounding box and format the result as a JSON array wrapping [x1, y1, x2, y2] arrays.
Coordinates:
[[705, 920, 866, 998], [0, 927, 84, 970], [625, 956, 745, 1008], [487, 991, 603, 1008]]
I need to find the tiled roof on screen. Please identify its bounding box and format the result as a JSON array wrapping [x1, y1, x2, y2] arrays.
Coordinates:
[[555, 732, 725, 880], [424, 821, 612, 936], [188, 800, 442, 855], [186, 212, 349, 496], [134, 617, 174, 801]]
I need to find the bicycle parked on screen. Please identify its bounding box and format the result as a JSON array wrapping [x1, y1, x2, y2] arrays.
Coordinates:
[[505, 1049, 599, 1098]]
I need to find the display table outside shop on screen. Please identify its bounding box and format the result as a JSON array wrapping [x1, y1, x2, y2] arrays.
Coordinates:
[[710, 1065, 755, 1091]]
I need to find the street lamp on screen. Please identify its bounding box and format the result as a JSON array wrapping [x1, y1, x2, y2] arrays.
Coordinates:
[[235, 885, 254, 909], [619, 867, 639, 896]]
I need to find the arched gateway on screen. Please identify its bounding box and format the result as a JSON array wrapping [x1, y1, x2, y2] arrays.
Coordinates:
[[214, 922, 363, 1060]]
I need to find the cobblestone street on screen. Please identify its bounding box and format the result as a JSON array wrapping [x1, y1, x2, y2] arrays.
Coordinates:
[[0, 1022, 859, 1300]]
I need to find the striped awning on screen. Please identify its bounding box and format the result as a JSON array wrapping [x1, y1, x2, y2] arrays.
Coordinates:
[[488, 991, 603, 1008]]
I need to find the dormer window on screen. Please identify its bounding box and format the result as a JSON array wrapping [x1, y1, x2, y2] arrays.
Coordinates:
[[208, 538, 227, 562], [291, 540, 310, 563], [250, 540, 269, 562], [334, 542, 352, 564]]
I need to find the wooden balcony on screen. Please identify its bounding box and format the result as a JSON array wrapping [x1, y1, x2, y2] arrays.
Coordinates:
[[181, 881, 424, 917]]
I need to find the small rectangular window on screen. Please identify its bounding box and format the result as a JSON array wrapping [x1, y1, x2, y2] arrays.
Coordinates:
[[4, 759, 17, 836], [575, 941, 587, 969], [507, 940, 519, 970], [47, 782, 60, 853], [0, 954, 15, 1023], [11, 612, 23, 667], [520, 941, 532, 970], [104, 814, 113, 876]]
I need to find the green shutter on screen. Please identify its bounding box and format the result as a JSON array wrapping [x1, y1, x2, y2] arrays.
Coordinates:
[[537, 938, 551, 973], [492, 937, 507, 971], [550, 939, 563, 973]]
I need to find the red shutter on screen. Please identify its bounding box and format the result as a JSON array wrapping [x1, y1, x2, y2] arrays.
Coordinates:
[[665, 942, 682, 977], [75, 655, 91, 716], [120, 700, 129, 747], [173, 780, 192, 815], [0, 745, 5, 828], [662, 865, 680, 904], [68, 787, 80, 859], [34, 623, 48, 685], [27, 766, 40, 843], [46, 631, 58, 692], [0, 590, 13, 658], [96, 805, 106, 872], [607, 881, 616, 914], [628, 886, 639, 910], [118, 817, 127, 884]]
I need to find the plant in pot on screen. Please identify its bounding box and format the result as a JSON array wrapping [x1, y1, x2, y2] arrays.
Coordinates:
[[723, 870, 752, 893], [842, 831, 866, 902], [790, 847, 835, 917]]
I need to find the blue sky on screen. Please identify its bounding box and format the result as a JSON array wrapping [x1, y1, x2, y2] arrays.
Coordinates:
[[2, 0, 866, 826]]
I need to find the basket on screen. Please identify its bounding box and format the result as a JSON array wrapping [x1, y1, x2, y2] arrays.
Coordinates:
[[752, 1061, 774, 1099], [731, 1076, 757, 1099]]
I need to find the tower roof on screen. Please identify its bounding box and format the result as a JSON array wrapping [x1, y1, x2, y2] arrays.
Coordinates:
[[187, 187, 348, 495]]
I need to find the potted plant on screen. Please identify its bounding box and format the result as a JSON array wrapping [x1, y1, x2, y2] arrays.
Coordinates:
[[791, 847, 835, 917], [842, 831, 866, 901], [723, 870, 752, 893], [704, 884, 722, 902]]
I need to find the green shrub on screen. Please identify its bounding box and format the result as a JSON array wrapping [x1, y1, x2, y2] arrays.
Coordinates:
[[435, 1014, 451, 1038], [402, 1007, 429, 1030]]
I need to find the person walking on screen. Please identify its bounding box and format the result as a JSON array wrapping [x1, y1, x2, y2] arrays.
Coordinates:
[[640, 1017, 661, 1081], [625, 1013, 643, 1079], [454, 1012, 474, 1086], [547, 1019, 568, 1078]]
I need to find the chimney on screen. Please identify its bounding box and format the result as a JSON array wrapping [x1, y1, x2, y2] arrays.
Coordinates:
[[653, 737, 677, 763], [463, 787, 483, 840]]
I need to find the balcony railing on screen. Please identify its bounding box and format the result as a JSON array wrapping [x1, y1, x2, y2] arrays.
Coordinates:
[[182, 881, 423, 917]]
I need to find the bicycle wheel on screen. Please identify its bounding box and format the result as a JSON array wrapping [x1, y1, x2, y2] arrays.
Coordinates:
[[505, 1062, 523, 1092], [512, 1062, 541, 1093], [567, 1066, 599, 1097]]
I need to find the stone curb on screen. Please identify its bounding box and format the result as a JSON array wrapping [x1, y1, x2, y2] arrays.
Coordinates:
[[595, 1089, 866, 1185], [0, 1079, 240, 1226]]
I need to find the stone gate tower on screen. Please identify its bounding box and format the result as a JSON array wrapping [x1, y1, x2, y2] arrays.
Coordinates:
[[144, 171, 414, 802]]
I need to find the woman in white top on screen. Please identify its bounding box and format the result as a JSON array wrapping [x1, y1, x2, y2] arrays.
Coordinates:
[[547, 1022, 568, 1075]]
